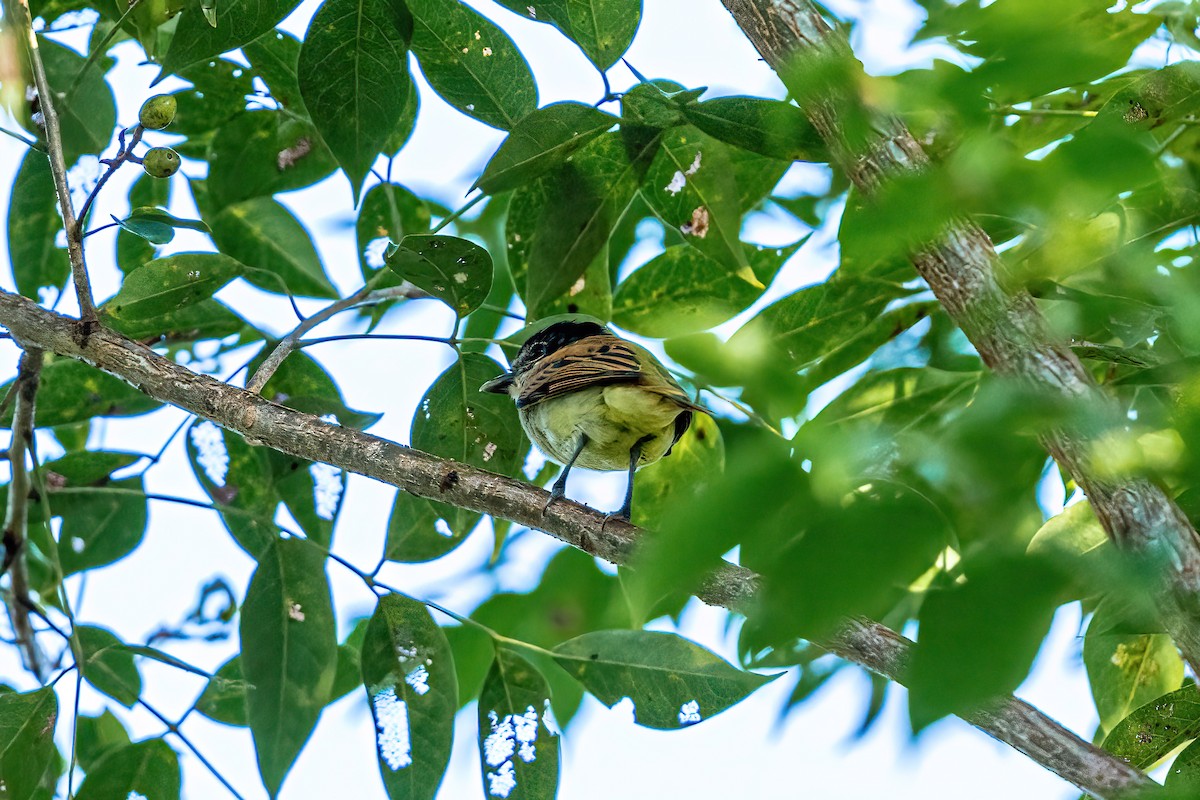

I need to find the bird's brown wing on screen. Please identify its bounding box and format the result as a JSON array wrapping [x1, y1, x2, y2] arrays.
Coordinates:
[[515, 334, 644, 408]]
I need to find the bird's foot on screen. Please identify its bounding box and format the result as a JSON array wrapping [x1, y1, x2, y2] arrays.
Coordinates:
[[542, 487, 566, 516]]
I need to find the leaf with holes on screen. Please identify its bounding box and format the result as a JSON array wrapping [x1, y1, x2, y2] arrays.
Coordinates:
[[241, 537, 337, 797], [496, 0, 641, 70], [386, 234, 492, 317], [1102, 684, 1200, 769], [552, 630, 774, 729], [361, 592, 457, 799], [406, 0, 537, 129]]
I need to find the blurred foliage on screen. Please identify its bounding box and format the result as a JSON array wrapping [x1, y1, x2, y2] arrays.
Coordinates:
[[4, 0, 1200, 797]]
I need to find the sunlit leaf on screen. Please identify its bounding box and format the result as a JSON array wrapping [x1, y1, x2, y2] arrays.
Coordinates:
[[1102, 684, 1200, 769], [475, 102, 618, 194]]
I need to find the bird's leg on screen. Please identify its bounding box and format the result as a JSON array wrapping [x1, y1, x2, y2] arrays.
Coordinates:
[[544, 433, 588, 514], [607, 435, 653, 524]]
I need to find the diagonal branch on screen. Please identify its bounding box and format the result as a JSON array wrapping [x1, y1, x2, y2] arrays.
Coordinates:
[[719, 0, 1200, 676], [246, 281, 430, 394], [0, 287, 1152, 799], [14, 0, 97, 323], [1, 347, 46, 680]]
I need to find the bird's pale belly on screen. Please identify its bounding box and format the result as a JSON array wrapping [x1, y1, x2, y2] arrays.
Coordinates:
[[519, 384, 682, 471]]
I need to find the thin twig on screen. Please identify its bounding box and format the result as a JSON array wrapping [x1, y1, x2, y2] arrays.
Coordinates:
[[1, 348, 45, 680], [67, 0, 143, 97], [76, 124, 144, 230], [245, 280, 430, 394], [0, 124, 43, 151], [136, 697, 247, 800], [15, 0, 97, 323]]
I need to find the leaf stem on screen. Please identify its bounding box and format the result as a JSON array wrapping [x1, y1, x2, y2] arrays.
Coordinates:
[[431, 192, 484, 234], [67, 0, 143, 97]]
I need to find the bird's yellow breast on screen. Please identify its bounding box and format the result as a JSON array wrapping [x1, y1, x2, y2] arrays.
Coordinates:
[[519, 384, 684, 472]]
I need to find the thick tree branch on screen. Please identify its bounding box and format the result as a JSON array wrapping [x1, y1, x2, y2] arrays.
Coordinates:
[[0, 288, 1151, 799], [720, 0, 1200, 676], [15, 0, 97, 323], [1, 347, 46, 681]]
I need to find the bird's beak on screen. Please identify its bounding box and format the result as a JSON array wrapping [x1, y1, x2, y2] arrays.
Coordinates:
[[480, 373, 514, 394]]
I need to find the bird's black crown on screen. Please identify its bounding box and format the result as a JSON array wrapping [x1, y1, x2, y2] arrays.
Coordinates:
[[511, 320, 608, 374]]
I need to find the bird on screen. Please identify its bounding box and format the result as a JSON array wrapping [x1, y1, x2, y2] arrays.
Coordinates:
[[480, 320, 706, 521]]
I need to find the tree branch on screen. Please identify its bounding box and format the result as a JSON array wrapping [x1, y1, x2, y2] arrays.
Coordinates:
[[1, 347, 46, 681], [0, 287, 1151, 799], [719, 0, 1200, 677], [245, 281, 431, 394], [15, 0, 97, 323]]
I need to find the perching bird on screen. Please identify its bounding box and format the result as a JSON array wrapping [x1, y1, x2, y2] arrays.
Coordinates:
[[480, 320, 705, 521]]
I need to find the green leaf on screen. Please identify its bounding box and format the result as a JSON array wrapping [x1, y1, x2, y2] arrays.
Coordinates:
[[361, 593, 457, 799], [386, 234, 492, 317], [210, 197, 338, 299], [525, 127, 660, 316], [642, 126, 754, 285], [115, 206, 210, 246], [206, 110, 338, 206], [384, 490, 457, 563], [683, 96, 827, 162], [475, 102, 618, 195], [7, 151, 68, 300], [1084, 601, 1185, 734], [552, 630, 774, 729], [798, 301, 937, 392], [168, 57, 258, 158], [56, 478, 149, 575], [612, 240, 802, 338], [357, 182, 432, 284], [908, 551, 1068, 730], [255, 348, 381, 430], [105, 298, 250, 344], [406, 0, 538, 130], [104, 253, 245, 320], [805, 367, 980, 434], [116, 174, 171, 272], [1102, 684, 1200, 770], [728, 278, 912, 372], [185, 420, 282, 557], [0, 687, 57, 800], [297, 0, 413, 195], [477, 648, 560, 800], [1166, 736, 1200, 793], [243, 29, 306, 113], [410, 354, 526, 537], [497, 0, 641, 70], [77, 625, 143, 708], [160, 0, 302, 76], [330, 618, 371, 703], [241, 537, 338, 797], [41, 38, 116, 162], [75, 711, 131, 773], [195, 656, 251, 726], [0, 359, 160, 428], [75, 739, 181, 800], [471, 547, 631, 726], [755, 482, 951, 643]]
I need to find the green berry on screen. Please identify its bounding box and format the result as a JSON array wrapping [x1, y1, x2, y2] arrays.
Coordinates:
[[143, 147, 181, 178], [138, 94, 177, 130]]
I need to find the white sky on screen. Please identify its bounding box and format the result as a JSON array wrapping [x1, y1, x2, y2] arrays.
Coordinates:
[[0, 0, 1101, 798]]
